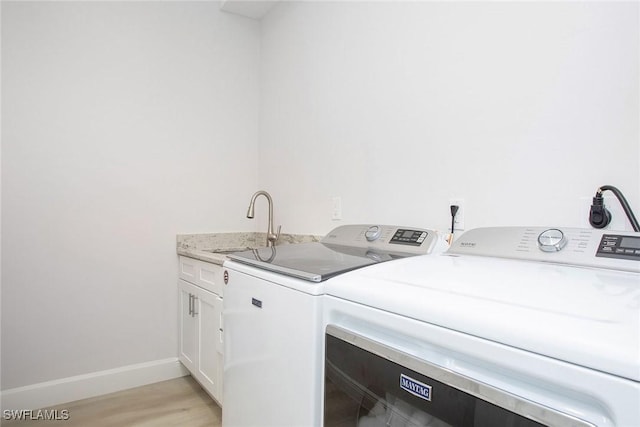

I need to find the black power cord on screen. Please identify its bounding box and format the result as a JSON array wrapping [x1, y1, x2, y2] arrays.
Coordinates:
[[450, 205, 459, 235], [589, 185, 640, 232]]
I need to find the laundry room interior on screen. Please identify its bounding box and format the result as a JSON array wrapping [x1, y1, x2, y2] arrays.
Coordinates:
[[1, 0, 639, 426]]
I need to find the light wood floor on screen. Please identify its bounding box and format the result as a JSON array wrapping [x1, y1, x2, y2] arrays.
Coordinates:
[[3, 376, 222, 427]]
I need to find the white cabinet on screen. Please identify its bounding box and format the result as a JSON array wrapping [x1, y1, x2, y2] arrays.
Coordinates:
[[179, 281, 198, 373], [178, 256, 224, 405]]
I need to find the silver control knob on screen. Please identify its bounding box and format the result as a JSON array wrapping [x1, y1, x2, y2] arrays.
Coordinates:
[[365, 225, 382, 242], [537, 229, 568, 252]]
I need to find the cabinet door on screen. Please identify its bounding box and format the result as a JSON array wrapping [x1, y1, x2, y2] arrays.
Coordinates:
[[195, 288, 223, 403], [215, 295, 224, 404], [178, 280, 197, 373]]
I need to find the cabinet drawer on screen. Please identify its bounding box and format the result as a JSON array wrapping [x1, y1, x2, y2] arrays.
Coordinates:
[[197, 261, 224, 297], [178, 256, 198, 283], [179, 256, 224, 297]]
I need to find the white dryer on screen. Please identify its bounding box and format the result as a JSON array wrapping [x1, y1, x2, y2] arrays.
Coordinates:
[[222, 224, 448, 427], [323, 227, 639, 427]]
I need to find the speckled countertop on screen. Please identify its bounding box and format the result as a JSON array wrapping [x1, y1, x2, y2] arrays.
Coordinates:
[[177, 232, 322, 265]]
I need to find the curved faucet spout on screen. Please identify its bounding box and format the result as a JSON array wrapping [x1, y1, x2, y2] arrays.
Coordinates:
[[247, 191, 281, 247]]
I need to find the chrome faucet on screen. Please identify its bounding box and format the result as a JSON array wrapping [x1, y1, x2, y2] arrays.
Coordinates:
[[247, 190, 281, 247]]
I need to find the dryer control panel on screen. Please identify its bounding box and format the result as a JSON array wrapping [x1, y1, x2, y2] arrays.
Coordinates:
[[597, 234, 640, 260], [449, 227, 640, 273]]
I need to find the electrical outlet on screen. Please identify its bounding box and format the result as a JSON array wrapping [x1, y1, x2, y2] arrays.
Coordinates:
[[331, 196, 342, 221], [449, 198, 465, 231]]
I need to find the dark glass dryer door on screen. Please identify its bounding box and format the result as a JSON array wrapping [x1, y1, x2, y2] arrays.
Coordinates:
[[324, 325, 594, 427]]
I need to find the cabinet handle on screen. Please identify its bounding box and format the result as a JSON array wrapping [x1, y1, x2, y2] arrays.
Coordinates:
[[192, 296, 198, 316], [188, 294, 193, 316]]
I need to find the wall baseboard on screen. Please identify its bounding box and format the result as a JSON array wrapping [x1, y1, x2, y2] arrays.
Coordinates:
[[1, 358, 189, 411]]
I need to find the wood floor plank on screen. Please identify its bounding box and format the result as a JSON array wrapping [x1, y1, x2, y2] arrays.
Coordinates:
[[3, 376, 221, 427]]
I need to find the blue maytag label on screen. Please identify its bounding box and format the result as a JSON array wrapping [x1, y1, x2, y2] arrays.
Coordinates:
[[400, 373, 432, 401]]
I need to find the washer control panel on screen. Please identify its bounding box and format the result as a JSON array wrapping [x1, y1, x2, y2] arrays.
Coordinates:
[[597, 234, 640, 260], [449, 226, 640, 272], [321, 224, 447, 255]]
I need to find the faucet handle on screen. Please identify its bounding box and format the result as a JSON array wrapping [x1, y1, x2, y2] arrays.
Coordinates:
[[267, 225, 282, 246]]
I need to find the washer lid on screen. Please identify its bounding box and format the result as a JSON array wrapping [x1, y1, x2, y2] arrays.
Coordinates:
[[227, 224, 445, 282], [227, 242, 403, 282]]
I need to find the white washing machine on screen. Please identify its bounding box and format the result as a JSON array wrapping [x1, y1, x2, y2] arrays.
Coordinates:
[[222, 224, 448, 427], [323, 227, 639, 427]]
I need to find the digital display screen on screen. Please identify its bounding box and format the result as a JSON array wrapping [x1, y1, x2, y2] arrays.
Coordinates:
[[621, 237, 640, 249], [390, 229, 424, 246]]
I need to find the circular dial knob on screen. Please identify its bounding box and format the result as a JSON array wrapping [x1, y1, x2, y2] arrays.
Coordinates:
[[537, 229, 568, 252], [365, 225, 382, 242]]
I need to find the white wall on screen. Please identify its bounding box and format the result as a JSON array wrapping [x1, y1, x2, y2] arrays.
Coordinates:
[[259, 1, 639, 235], [1, 1, 260, 390], [2, 0, 639, 404]]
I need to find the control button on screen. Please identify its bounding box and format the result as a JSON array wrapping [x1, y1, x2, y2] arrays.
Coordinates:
[[616, 248, 625, 254], [417, 237, 425, 243], [365, 226, 382, 242], [625, 249, 635, 254], [537, 229, 568, 252], [635, 250, 640, 255], [601, 247, 613, 252]]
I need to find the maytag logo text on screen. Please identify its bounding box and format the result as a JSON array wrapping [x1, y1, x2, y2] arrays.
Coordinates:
[[400, 373, 432, 401]]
